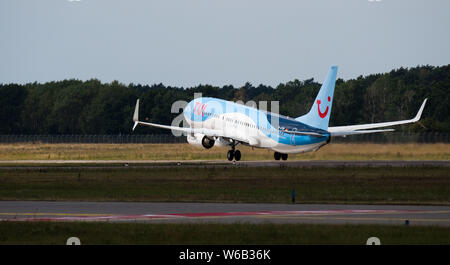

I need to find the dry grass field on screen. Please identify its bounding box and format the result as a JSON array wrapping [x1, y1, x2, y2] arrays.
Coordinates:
[[0, 143, 448, 161]]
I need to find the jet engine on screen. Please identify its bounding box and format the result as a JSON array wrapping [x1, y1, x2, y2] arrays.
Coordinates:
[[187, 133, 215, 149]]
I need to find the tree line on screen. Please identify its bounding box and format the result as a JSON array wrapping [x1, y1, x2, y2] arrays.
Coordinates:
[[0, 64, 449, 135]]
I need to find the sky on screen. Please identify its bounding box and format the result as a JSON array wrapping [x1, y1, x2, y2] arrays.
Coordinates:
[[1, 0, 449, 87]]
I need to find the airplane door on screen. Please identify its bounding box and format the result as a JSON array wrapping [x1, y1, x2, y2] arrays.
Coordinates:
[[290, 134, 295, 145]]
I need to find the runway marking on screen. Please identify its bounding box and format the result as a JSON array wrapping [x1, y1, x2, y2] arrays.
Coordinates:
[[254, 210, 450, 217], [1, 210, 448, 218], [2, 209, 446, 223], [259, 215, 450, 223]]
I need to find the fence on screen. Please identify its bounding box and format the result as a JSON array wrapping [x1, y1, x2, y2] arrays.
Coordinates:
[[0, 132, 448, 144], [0, 134, 186, 144]]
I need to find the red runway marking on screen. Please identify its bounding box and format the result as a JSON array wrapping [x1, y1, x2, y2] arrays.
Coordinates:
[[4, 209, 422, 222]]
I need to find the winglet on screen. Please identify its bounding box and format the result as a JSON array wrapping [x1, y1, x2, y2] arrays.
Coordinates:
[[412, 98, 427, 122], [132, 99, 140, 131]]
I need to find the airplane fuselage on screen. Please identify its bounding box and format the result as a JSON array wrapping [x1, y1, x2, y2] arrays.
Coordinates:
[[183, 97, 330, 154]]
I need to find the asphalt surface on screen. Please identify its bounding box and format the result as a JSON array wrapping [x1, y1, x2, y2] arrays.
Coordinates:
[[0, 160, 449, 169], [1, 201, 449, 226]]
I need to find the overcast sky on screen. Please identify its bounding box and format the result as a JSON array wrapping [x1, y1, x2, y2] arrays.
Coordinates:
[[1, 0, 449, 87]]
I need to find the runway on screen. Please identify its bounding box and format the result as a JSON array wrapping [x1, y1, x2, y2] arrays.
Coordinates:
[[0, 160, 449, 169], [1, 160, 448, 226], [1, 201, 449, 226]]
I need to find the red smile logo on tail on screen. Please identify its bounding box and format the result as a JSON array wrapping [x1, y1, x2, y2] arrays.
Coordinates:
[[317, 96, 331, 118]]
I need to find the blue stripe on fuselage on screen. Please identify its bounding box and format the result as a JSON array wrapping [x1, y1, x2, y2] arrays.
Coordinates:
[[183, 97, 329, 146]]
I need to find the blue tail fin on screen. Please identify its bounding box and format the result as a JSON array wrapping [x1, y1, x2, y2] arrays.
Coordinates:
[[295, 65, 337, 130]]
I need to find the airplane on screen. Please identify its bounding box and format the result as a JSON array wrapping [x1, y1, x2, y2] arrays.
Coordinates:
[[132, 66, 427, 161]]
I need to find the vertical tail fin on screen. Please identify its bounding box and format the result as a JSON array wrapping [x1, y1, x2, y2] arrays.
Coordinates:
[[295, 65, 338, 130]]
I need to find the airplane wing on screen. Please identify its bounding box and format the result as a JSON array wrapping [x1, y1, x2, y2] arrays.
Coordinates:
[[132, 99, 225, 138], [328, 98, 427, 137], [134, 120, 225, 137]]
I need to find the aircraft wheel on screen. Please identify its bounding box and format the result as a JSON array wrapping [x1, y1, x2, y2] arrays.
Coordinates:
[[274, 152, 281, 160], [281, 153, 288, 161], [227, 150, 234, 161], [234, 150, 241, 161]]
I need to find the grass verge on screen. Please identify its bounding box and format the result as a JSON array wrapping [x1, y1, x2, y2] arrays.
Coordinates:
[[0, 167, 448, 204], [0, 222, 448, 245], [0, 143, 448, 160]]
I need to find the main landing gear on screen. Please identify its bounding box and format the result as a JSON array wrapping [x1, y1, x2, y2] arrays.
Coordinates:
[[227, 149, 241, 161], [274, 152, 288, 161], [227, 141, 241, 161]]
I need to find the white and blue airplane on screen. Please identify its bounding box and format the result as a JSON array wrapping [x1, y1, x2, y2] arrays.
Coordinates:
[[132, 66, 427, 161]]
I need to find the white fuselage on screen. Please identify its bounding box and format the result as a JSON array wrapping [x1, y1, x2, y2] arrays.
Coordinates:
[[183, 97, 329, 154]]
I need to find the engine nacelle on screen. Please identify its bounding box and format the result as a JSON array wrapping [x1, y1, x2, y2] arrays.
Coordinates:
[[187, 133, 215, 149], [214, 137, 231, 147], [201, 135, 215, 149]]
